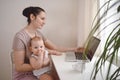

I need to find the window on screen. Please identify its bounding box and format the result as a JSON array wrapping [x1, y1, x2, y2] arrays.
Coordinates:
[[99, 0, 120, 55]]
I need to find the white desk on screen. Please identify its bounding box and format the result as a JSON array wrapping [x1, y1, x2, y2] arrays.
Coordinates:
[[51, 53, 119, 80]]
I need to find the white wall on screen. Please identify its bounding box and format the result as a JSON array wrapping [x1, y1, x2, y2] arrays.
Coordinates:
[[77, 0, 98, 46], [0, 0, 80, 80]]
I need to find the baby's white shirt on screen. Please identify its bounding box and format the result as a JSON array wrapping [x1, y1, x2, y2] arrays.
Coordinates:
[[31, 50, 51, 78]]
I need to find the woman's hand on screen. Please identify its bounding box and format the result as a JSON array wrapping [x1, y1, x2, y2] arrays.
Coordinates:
[[76, 47, 85, 52]]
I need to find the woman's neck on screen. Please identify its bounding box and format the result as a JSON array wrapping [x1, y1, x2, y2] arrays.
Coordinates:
[[25, 25, 37, 38]]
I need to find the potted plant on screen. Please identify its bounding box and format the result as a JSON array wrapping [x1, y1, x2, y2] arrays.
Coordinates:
[[84, 0, 120, 80]]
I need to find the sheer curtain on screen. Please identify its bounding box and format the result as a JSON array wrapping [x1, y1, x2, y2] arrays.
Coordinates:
[[99, 0, 120, 55]]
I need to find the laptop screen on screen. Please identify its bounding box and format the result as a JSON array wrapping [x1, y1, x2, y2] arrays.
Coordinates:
[[85, 36, 100, 61]]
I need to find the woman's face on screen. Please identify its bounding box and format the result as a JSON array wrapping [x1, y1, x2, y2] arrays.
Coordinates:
[[32, 11, 46, 29]]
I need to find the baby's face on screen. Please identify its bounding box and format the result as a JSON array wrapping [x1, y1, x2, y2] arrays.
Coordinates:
[[30, 40, 45, 55]]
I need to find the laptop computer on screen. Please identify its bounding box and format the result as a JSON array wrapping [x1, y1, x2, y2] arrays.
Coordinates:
[[65, 36, 100, 62]]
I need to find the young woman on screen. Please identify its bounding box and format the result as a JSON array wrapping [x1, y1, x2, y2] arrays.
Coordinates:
[[12, 6, 81, 80]]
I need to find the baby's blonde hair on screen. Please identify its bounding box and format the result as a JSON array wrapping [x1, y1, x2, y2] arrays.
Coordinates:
[[29, 36, 43, 47]]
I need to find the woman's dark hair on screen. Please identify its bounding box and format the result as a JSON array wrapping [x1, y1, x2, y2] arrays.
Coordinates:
[[22, 6, 45, 24]]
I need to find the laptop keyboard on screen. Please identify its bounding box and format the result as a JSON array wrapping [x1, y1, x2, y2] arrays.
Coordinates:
[[75, 52, 87, 60]]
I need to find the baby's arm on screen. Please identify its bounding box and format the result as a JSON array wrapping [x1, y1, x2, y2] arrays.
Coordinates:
[[43, 56, 50, 66], [29, 54, 44, 70]]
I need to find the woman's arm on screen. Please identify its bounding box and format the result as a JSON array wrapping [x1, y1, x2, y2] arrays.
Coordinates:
[[44, 39, 78, 53], [13, 50, 33, 72]]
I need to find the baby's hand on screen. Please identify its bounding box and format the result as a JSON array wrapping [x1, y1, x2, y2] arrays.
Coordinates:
[[39, 49, 45, 53], [38, 50, 45, 57]]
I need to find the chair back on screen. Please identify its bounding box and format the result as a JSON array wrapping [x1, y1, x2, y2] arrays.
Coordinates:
[[10, 52, 14, 64]]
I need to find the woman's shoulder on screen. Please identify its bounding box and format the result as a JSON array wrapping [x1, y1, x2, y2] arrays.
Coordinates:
[[15, 29, 28, 39], [15, 29, 25, 36]]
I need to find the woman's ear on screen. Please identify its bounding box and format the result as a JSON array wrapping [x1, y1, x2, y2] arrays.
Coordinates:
[[30, 14, 35, 20]]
